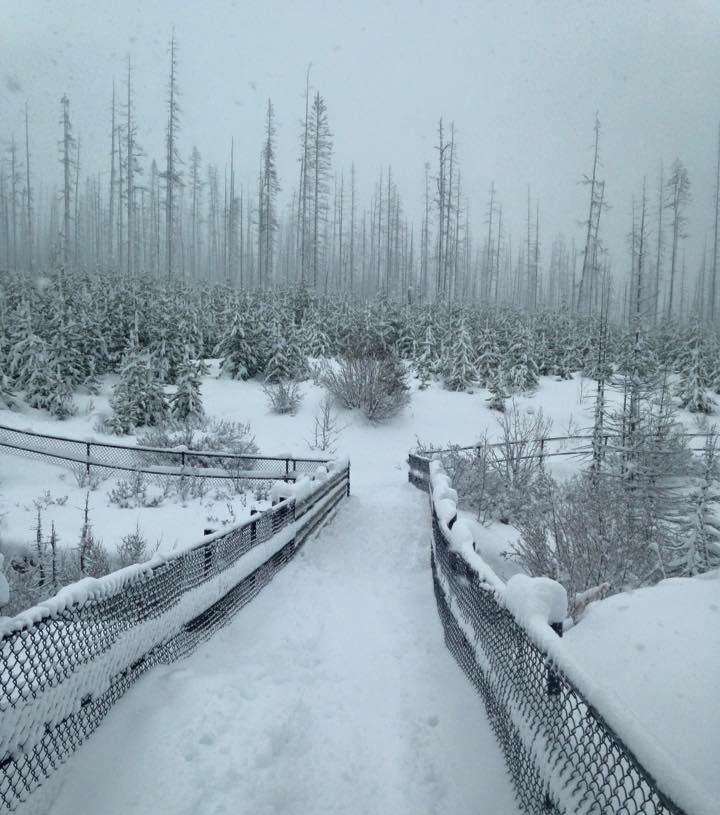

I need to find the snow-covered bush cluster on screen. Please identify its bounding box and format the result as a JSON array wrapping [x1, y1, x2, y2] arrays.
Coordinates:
[[136, 418, 258, 461], [320, 353, 410, 422], [437, 387, 720, 604], [1, 272, 719, 431]]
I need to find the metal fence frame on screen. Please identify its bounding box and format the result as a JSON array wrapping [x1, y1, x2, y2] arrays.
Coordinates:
[[0, 461, 350, 813]]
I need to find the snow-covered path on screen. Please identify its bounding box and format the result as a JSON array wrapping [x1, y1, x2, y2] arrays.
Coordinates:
[[48, 471, 519, 815]]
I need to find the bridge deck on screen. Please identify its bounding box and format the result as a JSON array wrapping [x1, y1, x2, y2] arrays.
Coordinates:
[[48, 473, 519, 815]]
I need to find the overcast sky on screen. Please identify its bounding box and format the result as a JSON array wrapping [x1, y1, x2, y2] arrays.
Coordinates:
[[2, 0, 720, 275]]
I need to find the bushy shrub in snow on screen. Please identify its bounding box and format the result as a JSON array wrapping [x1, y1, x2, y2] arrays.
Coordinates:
[[263, 380, 303, 415], [321, 353, 410, 423], [136, 417, 258, 459], [512, 472, 664, 615], [116, 525, 153, 568], [108, 471, 165, 509]]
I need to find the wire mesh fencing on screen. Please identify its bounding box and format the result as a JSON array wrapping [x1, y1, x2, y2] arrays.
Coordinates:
[[0, 461, 350, 813], [0, 423, 327, 494], [409, 431, 714, 496], [417, 461, 693, 815]]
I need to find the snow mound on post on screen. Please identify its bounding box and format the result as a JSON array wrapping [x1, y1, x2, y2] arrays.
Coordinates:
[[269, 458, 346, 505], [504, 573, 567, 627]]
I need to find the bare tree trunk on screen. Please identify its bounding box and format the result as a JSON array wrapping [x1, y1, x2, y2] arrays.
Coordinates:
[[24, 103, 33, 274]]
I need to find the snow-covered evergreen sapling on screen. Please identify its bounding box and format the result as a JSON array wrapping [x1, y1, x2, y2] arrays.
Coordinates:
[[78, 492, 111, 577], [676, 431, 720, 575], [170, 346, 205, 425], [109, 331, 168, 433], [214, 313, 256, 380], [676, 327, 714, 413], [443, 321, 478, 392], [486, 371, 508, 412]]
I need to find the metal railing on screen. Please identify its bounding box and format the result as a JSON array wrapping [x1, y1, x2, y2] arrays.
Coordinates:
[[0, 460, 350, 813], [408, 431, 713, 493], [412, 458, 704, 815], [0, 423, 328, 486]]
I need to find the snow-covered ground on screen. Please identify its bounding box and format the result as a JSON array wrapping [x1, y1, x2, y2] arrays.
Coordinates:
[[564, 570, 720, 801], [2, 371, 717, 811], [46, 471, 520, 815], [0, 371, 598, 562]]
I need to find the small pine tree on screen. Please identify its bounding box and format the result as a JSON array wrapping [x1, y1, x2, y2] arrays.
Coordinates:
[[109, 332, 168, 433], [443, 322, 478, 392], [676, 432, 720, 575], [264, 330, 294, 383], [78, 493, 111, 577], [0, 365, 15, 409], [677, 325, 714, 413], [170, 346, 205, 424], [214, 313, 256, 380], [24, 353, 76, 418], [475, 327, 500, 387], [486, 370, 509, 411]]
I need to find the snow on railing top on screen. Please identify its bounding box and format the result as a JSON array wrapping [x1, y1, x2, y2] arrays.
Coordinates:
[[427, 458, 715, 815], [0, 458, 349, 640], [0, 458, 351, 814]]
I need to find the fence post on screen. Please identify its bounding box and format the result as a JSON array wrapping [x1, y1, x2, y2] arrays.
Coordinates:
[[547, 621, 563, 696], [181, 450, 186, 469], [539, 437, 545, 465], [86, 442, 91, 475], [285, 458, 290, 481], [346, 462, 351, 496], [250, 508, 259, 546]]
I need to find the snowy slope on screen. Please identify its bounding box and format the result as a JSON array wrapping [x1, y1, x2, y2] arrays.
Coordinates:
[[0, 372, 592, 558], [564, 570, 720, 801], [46, 474, 520, 815]]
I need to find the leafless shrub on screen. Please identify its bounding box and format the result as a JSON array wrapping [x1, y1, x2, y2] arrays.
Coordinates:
[[511, 472, 662, 617], [73, 465, 105, 490], [321, 354, 410, 423], [307, 396, 346, 454], [263, 380, 303, 415]]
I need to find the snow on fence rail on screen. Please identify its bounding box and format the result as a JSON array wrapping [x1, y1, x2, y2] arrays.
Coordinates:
[[0, 423, 327, 485], [0, 458, 350, 814], [411, 459, 712, 815]]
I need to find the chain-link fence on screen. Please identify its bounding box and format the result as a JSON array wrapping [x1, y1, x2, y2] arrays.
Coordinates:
[[409, 431, 714, 495], [0, 461, 350, 813], [416, 461, 694, 815], [0, 424, 327, 493]]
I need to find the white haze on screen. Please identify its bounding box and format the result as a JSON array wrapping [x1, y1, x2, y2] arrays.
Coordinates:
[[2, 0, 719, 276]]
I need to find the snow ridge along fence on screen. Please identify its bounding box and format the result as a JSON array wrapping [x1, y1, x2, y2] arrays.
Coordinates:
[[411, 459, 710, 815], [0, 422, 326, 486], [0, 458, 350, 814]]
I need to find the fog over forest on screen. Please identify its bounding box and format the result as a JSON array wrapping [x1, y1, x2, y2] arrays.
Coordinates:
[[2, 0, 720, 317]]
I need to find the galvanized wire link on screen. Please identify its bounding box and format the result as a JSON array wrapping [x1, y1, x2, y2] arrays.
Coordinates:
[[0, 466, 350, 813], [418, 475, 688, 815], [0, 424, 328, 488]]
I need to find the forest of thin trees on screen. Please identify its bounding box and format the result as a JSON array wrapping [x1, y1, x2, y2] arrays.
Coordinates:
[[1, 36, 720, 328]]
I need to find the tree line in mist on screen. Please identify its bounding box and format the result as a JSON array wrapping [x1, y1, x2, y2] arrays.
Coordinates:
[[1, 35, 719, 327]]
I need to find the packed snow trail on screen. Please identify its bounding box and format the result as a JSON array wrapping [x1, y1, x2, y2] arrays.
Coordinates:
[[48, 471, 519, 815]]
